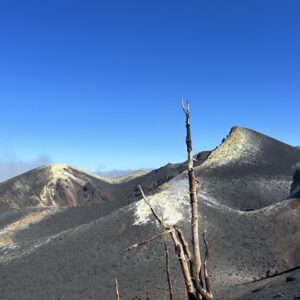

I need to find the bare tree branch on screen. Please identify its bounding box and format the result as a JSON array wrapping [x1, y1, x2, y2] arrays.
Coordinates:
[[170, 230, 196, 298], [137, 185, 199, 298], [181, 98, 190, 113], [115, 278, 120, 300], [125, 228, 174, 251], [176, 227, 212, 300], [181, 98, 186, 112], [138, 184, 167, 228], [164, 231, 174, 300], [203, 230, 212, 294], [175, 226, 192, 261]]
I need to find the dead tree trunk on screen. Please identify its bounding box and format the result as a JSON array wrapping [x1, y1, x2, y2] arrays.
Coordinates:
[[181, 99, 202, 281], [181, 99, 213, 300], [127, 100, 213, 300], [181, 100, 213, 300]]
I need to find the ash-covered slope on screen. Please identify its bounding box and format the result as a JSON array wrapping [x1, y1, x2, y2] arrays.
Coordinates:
[[0, 172, 299, 300], [0, 127, 299, 299], [198, 127, 300, 210]]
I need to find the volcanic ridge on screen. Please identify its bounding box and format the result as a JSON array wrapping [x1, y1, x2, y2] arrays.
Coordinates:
[[0, 127, 299, 300]]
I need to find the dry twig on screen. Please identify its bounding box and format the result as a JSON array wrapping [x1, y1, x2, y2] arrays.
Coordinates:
[[125, 228, 174, 251], [115, 278, 120, 300]]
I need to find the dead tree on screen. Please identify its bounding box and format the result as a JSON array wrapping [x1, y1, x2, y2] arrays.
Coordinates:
[[127, 100, 213, 300], [181, 99, 213, 300]]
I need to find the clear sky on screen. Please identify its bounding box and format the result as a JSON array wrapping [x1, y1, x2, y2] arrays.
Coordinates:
[[0, 0, 299, 180]]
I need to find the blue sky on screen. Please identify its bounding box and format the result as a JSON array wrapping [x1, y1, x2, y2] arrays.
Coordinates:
[[0, 0, 299, 179]]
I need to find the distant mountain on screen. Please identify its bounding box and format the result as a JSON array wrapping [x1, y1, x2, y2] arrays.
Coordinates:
[[0, 151, 211, 211], [94, 169, 150, 179], [0, 164, 113, 210], [0, 127, 299, 299]]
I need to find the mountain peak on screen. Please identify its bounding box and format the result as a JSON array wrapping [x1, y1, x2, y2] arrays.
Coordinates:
[[202, 126, 260, 169], [201, 126, 300, 175]]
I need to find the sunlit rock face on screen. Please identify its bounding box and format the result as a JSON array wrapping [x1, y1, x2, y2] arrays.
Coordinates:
[[290, 169, 300, 198]]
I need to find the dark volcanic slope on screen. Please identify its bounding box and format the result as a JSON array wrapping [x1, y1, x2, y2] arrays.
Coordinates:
[[0, 127, 299, 300], [198, 127, 300, 210], [0, 175, 299, 300], [226, 268, 300, 300]]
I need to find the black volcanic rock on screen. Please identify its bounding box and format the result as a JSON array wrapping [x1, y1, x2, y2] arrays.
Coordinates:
[[196, 150, 211, 164], [290, 170, 300, 198]]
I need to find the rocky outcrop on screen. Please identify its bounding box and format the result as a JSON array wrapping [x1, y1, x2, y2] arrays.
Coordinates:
[[290, 169, 300, 198]]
